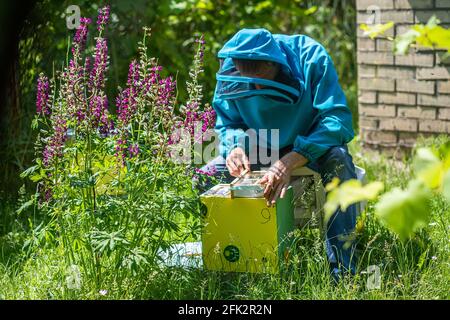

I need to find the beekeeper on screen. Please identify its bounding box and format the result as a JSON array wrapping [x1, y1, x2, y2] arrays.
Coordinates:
[[200, 28, 359, 281]]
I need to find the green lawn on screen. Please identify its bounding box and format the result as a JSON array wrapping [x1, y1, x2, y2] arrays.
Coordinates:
[[0, 136, 449, 300]]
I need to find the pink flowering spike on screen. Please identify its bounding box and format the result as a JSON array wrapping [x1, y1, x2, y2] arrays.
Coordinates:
[[42, 117, 67, 167], [127, 60, 140, 88], [114, 136, 128, 166], [116, 60, 142, 127], [157, 76, 175, 109], [195, 34, 206, 59], [72, 17, 91, 58], [89, 37, 109, 91], [97, 5, 110, 32], [84, 57, 91, 78], [128, 143, 140, 158], [36, 73, 50, 115], [89, 94, 110, 135]]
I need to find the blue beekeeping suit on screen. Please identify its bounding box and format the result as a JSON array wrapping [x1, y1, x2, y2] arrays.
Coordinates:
[[213, 28, 355, 162]]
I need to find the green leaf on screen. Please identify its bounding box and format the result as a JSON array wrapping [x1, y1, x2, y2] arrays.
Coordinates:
[[170, 1, 188, 11], [443, 169, 450, 202], [413, 148, 444, 189], [195, 0, 213, 10], [394, 16, 450, 53], [254, 0, 272, 12], [16, 197, 35, 215], [30, 173, 44, 182], [325, 177, 340, 192], [375, 180, 432, 241], [304, 6, 317, 16], [360, 22, 394, 39], [31, 118, 39, 130], [394, 29, 420, 54], [20, 165, 39, 178], [324, 179, 384, 222]]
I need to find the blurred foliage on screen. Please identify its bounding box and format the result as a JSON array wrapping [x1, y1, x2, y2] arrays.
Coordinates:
[[358, 16, 450, 54], [2, 0, 357, 196]]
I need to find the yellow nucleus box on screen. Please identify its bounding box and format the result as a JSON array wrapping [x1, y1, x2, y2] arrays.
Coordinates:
[[200, 171, 296, 274], [199, 166, 366, 274]]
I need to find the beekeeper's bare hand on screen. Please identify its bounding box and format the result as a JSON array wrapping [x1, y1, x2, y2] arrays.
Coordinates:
[[258, 160, 291, 207], [258, 152, 308, 207], [226, 147, 250, 177]]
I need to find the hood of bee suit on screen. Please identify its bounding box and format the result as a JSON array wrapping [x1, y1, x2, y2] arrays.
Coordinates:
[[216, 28, 302, 104]]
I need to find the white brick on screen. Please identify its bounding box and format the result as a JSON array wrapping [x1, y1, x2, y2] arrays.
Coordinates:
[[358, 38, 376, 51], [358, 52, 395, 65], [378, 66, 415, 79], [436, 0, 450, 9], [396, 79, 435, 94], [363, 130, 398, 145], [438, 81, 450, 94], [376, 39, 394, 51], [398, 132, 418, 146], [360, 117, 379, 129], [357, 10, 414, 24], [397, 106, 436, 119], [359, 78, 395, 92], [359, 65, 377, 78], [379, 92, 416, 105], [415, 10, 450, 24], [438, 108, 450, 120], [418, 94, 450, 107], [395, 53, 435, 67], [379, 118, 418, 131], [359, 91, 377, 104], [419, 120, 450, 133], [357, 0, 394, 10], [359, 104, 397, 117], [395, 0, 433, 9], [417, 67, 450, 80]]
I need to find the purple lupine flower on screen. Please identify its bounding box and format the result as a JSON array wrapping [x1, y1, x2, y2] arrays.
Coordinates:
[[157, 76, 176, 109], [37, 182, 53, 203], [36, 73, 51, 115], [89, 37, 108, 91], [84, 57, 91, 79], [42, 145, 52, 167], [114, 137, 127, 166], [176, 33, 212, 144], [97, 5, 110, 32], [195, 34, 205, 59], [116, 88, 133, 124], [142, 64, 162, 94], [44, 188, 53, 202], [72, 17, 91, 58], [194, 166, 217, 177], [116, 60, 141, 125], [128, 143, 140, 158], [201, 107, 216, 137], [127, 60, 140, 88], [89, 94, 112, 135], [65, 57, 87, 122], [42, 117, 67, 167]]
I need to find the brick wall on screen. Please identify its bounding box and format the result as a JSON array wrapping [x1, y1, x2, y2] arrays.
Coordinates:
[[357, 0, 450, 155]]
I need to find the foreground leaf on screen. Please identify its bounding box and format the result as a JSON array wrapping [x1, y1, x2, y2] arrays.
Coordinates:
[[443, 170, 450, 202], [413, 148, 443, 189], [394, 29, 420, 54], [324, 179, 384, 222], [375, 180, 432, 241]]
